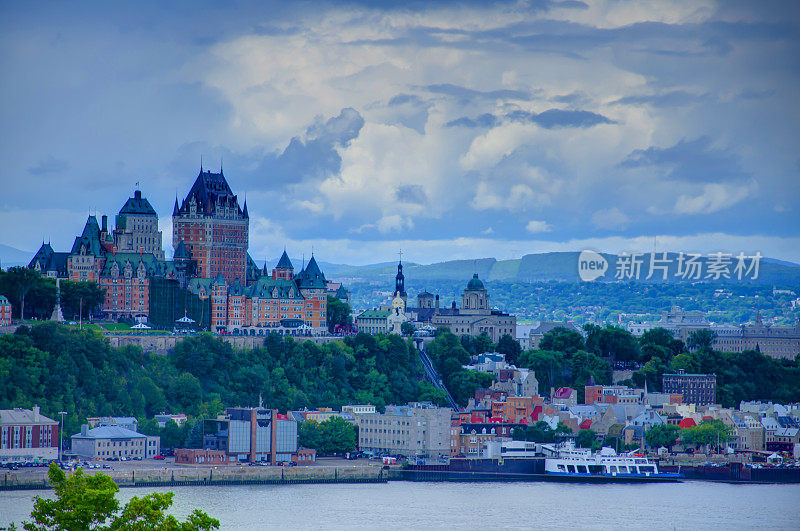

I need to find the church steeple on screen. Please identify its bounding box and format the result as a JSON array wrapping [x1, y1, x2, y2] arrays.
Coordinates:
[[395, 260, 406, 299]]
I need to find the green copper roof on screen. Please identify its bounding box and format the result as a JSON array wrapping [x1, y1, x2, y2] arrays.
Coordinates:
[[246, 277, 304, 299], [466, 273, 485, 291], [357, 309, 391, 319], [276, 249, 293, 270], [119, 190, 157, 216], [295, 255, 326, 289], [69, 216, 104, 256]]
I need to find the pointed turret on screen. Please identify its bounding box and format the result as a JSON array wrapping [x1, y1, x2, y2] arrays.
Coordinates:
[[295, 255, 326, 289], [272, 249, 294, 280], [173, 196, 180, 216], [242, 200, 249, 218]]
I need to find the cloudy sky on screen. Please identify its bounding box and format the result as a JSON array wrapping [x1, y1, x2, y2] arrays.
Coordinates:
[[1, 0, 798, 265]]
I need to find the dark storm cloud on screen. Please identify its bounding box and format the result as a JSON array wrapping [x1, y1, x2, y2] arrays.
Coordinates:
[[246, 108, 365, 188], [620, 137, 749, 183], [446, 109, 614, 129]]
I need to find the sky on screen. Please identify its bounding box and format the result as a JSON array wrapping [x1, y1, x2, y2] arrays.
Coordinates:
[[1, 0, 798, 265]]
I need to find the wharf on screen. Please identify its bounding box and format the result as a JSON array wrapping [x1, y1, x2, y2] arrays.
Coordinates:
[[0, 465, 389, 491]]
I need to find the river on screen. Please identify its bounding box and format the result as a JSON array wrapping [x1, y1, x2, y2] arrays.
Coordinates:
[[2, 481, 799, 530]]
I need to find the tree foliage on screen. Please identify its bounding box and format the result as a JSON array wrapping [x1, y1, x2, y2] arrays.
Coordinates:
[[644, 423, 680, 449], [427, 329, 494, 406], [0, 323, 432, 438], [298, 417, 358, 455], [22, 463, 218, 530], [326, 296, 352, 333]]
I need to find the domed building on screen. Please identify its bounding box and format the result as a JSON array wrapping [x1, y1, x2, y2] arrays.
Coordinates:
[[429, 273, 516, 342]]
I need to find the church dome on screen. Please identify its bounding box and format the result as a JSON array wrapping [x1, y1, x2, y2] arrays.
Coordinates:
[[466, 273, 485, 291]]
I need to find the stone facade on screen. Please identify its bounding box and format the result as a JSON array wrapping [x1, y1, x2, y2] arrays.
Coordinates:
[[113, 190, 164, 260]]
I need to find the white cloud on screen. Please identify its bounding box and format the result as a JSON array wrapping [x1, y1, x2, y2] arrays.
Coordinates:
[[674, 183, 754, 215], [353, 214, 414, 234], [525, 220, 553, 234], [592, 207, 631, 230]]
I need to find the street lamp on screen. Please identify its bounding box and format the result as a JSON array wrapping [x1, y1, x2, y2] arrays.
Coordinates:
[[58, 411, 67, 462]]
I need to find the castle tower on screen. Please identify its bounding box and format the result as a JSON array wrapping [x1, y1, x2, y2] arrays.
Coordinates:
[[172, 167, 249, 284], [272, 249, 294, 280]]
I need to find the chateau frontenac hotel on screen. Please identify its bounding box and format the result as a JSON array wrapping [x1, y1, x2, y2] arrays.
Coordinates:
[[29, 167, 338, 336]]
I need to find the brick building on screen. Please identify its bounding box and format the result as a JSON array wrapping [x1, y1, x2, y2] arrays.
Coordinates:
[[0, 407, 59, 464], [194, 253, 328, 336], [0, 295, 11, 325], [662, 369, 717, 406], [172, 167, 249, 285]]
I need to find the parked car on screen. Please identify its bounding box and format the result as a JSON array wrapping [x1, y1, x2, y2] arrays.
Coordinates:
[[154, 455, 166, 460]]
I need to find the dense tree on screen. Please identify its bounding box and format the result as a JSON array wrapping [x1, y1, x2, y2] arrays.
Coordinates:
[[644, 424, 680, 450], [0, 323, 432, 436], [298, 417, 358, 455], [428, 329, 494, 406], [497, 334, 522, 365], [60, 280, 105, 320], [21, 463, 218, 530], [326, 296, 352, 333], [687, 329, 717, 352], [0, 267, 51, 320], [576, 429, 599, 449], [681, 419, 733, 452], [584, 324, 641, 362], [539, 327, 584, 354], [401, 322, 416, 336]]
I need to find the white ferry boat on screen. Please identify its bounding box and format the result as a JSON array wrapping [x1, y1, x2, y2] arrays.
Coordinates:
[[543, 441, 680, 480]]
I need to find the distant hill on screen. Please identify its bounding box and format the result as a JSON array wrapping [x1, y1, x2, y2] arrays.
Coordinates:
[[326, 252, 800, 286], [0, 244, 32, 268]]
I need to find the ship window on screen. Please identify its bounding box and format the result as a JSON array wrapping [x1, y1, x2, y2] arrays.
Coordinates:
[[608, 466, 617, 473], [640, 466, 654, 473], [557, 464, 566, 472], [566, 465, 576, 473], [621, 466, 630, 473], [577, 465, 587, 473]]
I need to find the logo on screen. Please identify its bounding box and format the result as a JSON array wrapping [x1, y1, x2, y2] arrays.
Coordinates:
[[578, 250, 608, 282]]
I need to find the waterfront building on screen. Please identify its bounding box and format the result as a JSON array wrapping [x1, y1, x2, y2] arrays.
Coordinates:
[[355, 402, 451, 459], [71, 424, 160, 459], [172, 167, 249, 285], [0, 407, 59, 464], [0, 295, 11, 325], [662, 369, 717, 406], [203, 407, 298, 463], [174, 448, 232, 465]]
